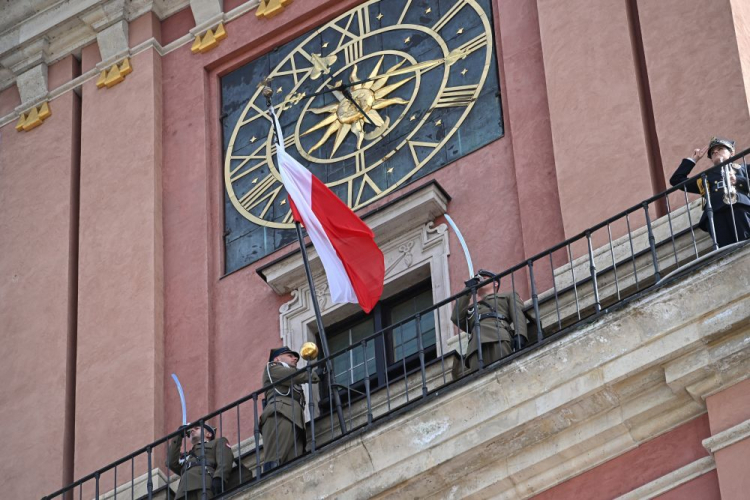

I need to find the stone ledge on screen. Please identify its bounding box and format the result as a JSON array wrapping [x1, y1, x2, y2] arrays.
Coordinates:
[[227, 245, 750, 499], [614, 456, 716, 500], [702, 418, 750, 455]]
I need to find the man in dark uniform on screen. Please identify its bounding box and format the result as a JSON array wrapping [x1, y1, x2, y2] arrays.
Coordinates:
[[260, 346, 319, 471], [670, 137, 750, 247], [167, 422, 235, 499], [451, 274, 528, 371]]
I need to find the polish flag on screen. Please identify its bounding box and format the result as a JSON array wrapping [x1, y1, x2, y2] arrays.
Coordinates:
[[271, 110, 384, 313]]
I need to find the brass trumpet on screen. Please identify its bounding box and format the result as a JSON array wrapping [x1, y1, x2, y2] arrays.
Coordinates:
[[722, 165, 738, 205], [300, 342, 319, 360]]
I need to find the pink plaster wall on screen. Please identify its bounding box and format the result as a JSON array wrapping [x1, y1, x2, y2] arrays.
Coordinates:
[[714, 440, 750, 500], [130, 11, 162, 47], [638, 0, 750, 186], [48, 55, 79, 92], [81, 42, 102, 75], [531, 414, 712, 499], [161, 7, 196, 46], [706, 378, 750, 434], [493, 0, 564, 258], [536, 0, 654, 240], [0, 84, 20, 116], [75, 48, 163, 479], [730, 0, 750, 112], [0, 92, 78, 499], [655, 470, 721, 500]]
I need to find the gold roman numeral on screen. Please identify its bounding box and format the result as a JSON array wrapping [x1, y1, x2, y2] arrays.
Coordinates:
[[355, 174, 383, 207], [229, 142, 268, 182], [282, 209, 295, 224], [435, 84, 479, 108], [272, 55, 313, 86], [455, 33, 488, 57], [345, 39, 363, 65], [354, 150, 366, 173], [433, 0, 469, 32], [407, 140, 439, 166], [238, 174, 282, 219]]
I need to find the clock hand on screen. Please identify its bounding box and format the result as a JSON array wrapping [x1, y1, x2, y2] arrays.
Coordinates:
[[341, 87, 376, 127]]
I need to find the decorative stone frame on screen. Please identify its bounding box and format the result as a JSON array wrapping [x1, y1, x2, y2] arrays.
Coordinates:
[[256, 182, 454, 416]]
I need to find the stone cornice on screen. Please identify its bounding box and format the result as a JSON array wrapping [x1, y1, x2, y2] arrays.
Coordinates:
[[614, 456, 716, 500], [0, 0, 261, 128], [231, 245, 750, 499], [702, 418, 750, 455]]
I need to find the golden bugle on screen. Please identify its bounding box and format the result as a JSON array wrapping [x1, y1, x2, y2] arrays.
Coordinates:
[[300, 342, 319, 360]]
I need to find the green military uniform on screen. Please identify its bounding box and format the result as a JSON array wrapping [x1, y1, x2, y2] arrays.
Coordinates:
[[260, 360, 319, 468], [167, 432, 235, 499], [452, 292, 528, 370]]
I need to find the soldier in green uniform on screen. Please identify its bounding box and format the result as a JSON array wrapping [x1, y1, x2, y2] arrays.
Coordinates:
[[167, 422, 235, 499], [260, 346, 319, 471], [452, 274, 528, 371]]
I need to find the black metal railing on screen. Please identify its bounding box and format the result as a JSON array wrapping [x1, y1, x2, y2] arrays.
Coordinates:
[[43, 147, 750, 500]]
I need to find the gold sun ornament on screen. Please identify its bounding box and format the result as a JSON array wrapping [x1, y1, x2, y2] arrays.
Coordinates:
[[301, 56, 413, 158]]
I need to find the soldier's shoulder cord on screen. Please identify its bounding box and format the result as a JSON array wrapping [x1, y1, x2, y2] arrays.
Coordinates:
[[266, 362, 291, 397]]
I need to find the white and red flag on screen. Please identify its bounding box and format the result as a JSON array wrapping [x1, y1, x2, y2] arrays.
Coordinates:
[[271, 110, 384, 313]]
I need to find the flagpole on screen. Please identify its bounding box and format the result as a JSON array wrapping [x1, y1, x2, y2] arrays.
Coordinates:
[[294, 222, 347, 435], [263, 83, 347, 435]]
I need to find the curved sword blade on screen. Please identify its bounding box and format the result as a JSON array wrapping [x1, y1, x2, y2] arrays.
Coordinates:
[[171, 373, 187, 426], [444, 214, 475, 279]]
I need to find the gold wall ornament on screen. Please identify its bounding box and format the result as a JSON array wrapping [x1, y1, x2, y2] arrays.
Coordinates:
[[96, 58, 133, 89], [191, 22, 228, 54], [256, 0, 293, 19], [15, 101, 52, 132]]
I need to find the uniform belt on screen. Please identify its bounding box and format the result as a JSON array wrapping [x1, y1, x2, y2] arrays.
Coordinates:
[[478, 312, 509, 322], [266, 393, 305, 406], [183, 462, 215, 474]]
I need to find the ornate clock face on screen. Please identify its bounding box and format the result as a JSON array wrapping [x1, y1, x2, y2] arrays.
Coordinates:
[[221, 0, 503, 271]]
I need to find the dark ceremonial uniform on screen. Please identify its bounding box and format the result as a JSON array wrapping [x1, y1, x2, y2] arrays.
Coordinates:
[[260, 360, 319, 468], [167, 432, 235, 499], [670, 158, 750, 247], [451, 292, 528, 370]]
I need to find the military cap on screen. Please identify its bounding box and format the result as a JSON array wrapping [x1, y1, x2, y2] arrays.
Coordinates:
[[190, 422, 216, 439], [708, 137, 735, 158], [268, 346, 300, 362]]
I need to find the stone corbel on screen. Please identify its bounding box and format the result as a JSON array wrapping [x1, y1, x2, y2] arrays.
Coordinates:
[[94, 20, 133, 89], [189, 0, 227, 54], [14, 63, 51, 132], [257, 0, 293, 19], [190, 22, 228, 54]]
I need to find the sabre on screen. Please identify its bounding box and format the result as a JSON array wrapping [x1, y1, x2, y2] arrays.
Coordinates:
[[171, 373, 187, 427], [444, 214, 475, 279]]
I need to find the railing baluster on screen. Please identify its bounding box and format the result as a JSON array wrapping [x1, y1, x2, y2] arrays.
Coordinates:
[[114, 464, 117, 500], [663, 194, 679, 267], [249, 397, 259, 482], [415, 314, 428, 398], [305, 368, 315, 454], [625, 214, 640, 290], [643, 203, 661, 282], [381, 332, 392, 411], [567, 244, 581, 320], [470, 281, 483, 369], [586, 232, 601, 314], [527, 262, 543, 338], [435, 306, 447, 385], [606, 224, 621, 301], [683, 187, 699, 258], [549, 253, 562, 330], [95, 471, 100, 500], [131, 457, 134, 500], [146, 445, 153, 500], [362, 340, 373, 426]]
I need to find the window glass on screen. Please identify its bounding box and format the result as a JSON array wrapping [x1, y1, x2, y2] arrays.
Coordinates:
[[330, 317, 376, 387], [389, 289, 435, 362]]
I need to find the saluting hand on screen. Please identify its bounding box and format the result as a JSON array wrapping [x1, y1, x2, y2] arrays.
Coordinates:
[[690, 145, 708, 162]]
